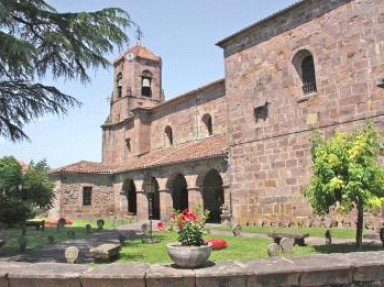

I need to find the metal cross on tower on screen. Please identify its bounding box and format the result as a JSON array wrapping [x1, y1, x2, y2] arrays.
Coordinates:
[[136, 27, 144, 45]]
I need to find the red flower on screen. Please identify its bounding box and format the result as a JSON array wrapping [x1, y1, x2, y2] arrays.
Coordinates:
[[178, 223, 184, 231], [178, 214, 186, 223], [206, 239, 228, 250], [185, 212, 196, 222], [182, 208, 188, 215], [157, 222, 165, 231]]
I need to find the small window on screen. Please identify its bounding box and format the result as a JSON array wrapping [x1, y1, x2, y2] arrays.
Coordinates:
[[293, 50, 317, 95], [301, 55, 317, 94], [83, 187, 92, 206], [116, 72, 123, 98], [165, 126, 173, 146], [141, 70, 152, 97], [254, 103, 269, 123], [202, 114, 213, 136], [125, 138, 131, 152]]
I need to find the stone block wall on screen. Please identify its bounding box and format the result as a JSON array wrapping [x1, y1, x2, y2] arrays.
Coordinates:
[[49, 174, 113, 219], [1, 252, 384, 287], [150, 80, 227, 150], [102, 80, 226, 164], [223, 0, 384, 223]]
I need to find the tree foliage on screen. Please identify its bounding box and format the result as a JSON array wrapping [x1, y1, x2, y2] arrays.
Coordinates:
[[0, 156, 55, 225], [305, 124, 384, 248], [0, 0, 133, 141]]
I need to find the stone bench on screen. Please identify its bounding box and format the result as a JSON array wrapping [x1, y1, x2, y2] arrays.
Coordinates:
[[89, 243, 121, 263], [267, 232, 309, 246]]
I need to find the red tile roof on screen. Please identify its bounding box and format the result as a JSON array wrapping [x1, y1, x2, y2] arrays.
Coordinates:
[[50, 161, 113, 175], [114, 44, 160, 64], [129, 45, 160, 61], [50, 134, 228, 175]]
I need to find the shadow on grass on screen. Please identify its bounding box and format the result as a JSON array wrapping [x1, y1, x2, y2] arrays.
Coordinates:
[[313, 242, 384, 254], [119, 253, 144, 260]]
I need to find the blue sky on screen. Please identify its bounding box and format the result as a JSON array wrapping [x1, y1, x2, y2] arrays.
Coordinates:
[[0, 0, 298, 168]]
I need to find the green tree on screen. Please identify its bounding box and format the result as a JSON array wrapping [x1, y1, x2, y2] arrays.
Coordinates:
[[0, 0, 133, 141], [305, 124, 384, 248], [0, 156, 55, 225]]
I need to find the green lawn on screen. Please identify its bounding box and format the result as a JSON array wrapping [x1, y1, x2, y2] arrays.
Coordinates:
[[118, 232, 315, 264], [0, 218, 133, 257], [0, 225, 87, 257], [0, 220, 382, 263]]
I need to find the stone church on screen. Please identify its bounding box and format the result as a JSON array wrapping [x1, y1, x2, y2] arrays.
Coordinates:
[[50, 0, 384, 225]]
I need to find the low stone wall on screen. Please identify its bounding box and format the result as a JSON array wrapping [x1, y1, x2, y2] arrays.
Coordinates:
[[1, 252, 384, 287]]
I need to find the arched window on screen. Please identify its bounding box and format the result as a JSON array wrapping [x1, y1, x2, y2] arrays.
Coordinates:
[[202, 114, 213, 136], [141, 70, 152, 97], [293, 50, 317, 94], [165, 126, 173, 146], [125, 138, 131, 152], [116, 72, 123, 98]]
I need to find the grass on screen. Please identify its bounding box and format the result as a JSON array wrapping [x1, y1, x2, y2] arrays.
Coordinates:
[[118, 232, 308, 264], [116, 230, 383, 264], [0, 220, 382, 263], [0, 217, 133, 257], [0, 225, 87, 257], [209, 225, 358, 239]]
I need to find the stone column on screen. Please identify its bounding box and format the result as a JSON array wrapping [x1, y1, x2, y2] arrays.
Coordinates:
[[188, 187, 203, 210], [159, 188, 172, 221], [136, 190, 148, 221]]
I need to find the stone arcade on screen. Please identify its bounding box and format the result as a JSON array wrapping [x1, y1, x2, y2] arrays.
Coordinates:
[[50, 0, 384, 225]]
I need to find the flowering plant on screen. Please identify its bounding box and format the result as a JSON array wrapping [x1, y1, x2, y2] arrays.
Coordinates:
[[171, 207, 209, 246], [156, 221, 165, 231]]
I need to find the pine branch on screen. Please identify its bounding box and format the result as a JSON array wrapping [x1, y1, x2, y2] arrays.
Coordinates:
[[0, 80, 81, 141], [0, 0, 134, 141]]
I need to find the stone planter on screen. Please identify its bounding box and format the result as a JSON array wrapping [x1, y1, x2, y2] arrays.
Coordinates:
[[166, 242, 212, 268]]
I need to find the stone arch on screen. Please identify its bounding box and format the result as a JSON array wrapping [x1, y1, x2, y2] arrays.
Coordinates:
[[202, 113, 213, 136], [116, 72, 123, 99], [202, 169, 224, 223], [122, 178, 137, 215], [170, 173, 188, 211], [141, 70, 152, 97], [165, 126, 173, 146], [292, 49, 317, 94]]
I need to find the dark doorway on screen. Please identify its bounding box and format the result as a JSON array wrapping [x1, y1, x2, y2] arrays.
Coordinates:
[[123, 179, 137, 215], [172, 174, 188, 211], [202, 169, 224, 223], [150, 177, 160, 220]]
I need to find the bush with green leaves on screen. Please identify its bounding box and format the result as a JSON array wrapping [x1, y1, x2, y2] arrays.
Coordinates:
[[0, 156, 55, 226]]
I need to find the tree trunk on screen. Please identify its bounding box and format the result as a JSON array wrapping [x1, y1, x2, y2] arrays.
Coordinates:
[[355, 202, 364, 249]]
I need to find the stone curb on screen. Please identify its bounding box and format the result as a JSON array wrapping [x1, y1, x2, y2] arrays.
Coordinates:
[[0, 251, 384, 287]]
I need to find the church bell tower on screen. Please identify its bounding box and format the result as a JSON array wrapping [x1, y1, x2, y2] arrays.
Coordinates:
[[108, 39, 163, 123], [101, 33, 163, 164]]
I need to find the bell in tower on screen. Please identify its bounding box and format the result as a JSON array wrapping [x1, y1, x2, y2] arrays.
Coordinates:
[[141, 70, 152, 97]]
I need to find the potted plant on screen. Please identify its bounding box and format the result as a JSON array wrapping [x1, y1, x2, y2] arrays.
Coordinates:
[[167, 207, 211, 268]]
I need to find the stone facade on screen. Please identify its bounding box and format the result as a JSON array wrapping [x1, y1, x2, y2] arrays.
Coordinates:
[[218, 0, 384, 224], [51, 0, 384, 224]]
